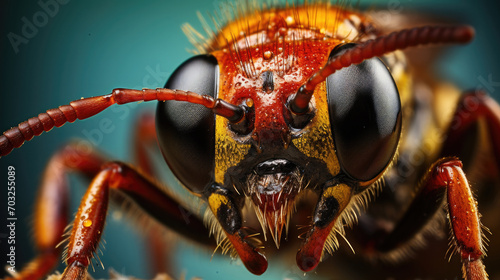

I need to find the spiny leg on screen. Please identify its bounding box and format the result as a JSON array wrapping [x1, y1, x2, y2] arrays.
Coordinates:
[[365, 91, 499, 280], [347, 90, 500, 280], [438, 89, 500, 279], [4, 142, 106, 280], [0, 87, 241, 278], [375, 158, 487, 280], [61, 162, 211, 280], [6, 140, 210, 280]]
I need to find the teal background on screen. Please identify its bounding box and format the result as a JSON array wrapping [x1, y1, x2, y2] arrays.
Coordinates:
[[1, 0, 500, 279]]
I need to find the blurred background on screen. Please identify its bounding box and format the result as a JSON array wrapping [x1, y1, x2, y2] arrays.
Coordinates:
[[1, 0, 500, 279]]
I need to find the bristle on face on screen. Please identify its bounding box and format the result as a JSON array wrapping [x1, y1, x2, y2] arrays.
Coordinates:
[[182, 0, 366, 55], [246, 167, 304, 248], [321, 182, 382, 258]]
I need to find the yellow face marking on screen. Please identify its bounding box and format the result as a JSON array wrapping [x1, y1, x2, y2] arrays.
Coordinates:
[[323, 183, 352, 209], [292, 81, 340, 176], [208, 193, 230, 214], [214, 119, 252, 184], [212, 47, 252, 184]]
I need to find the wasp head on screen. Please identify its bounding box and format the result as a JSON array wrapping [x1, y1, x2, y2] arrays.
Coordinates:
[[154, 5, 472, 273]]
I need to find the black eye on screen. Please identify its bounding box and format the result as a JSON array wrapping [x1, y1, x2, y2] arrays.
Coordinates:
[[156, 55, 218, 192], [326, 44, 402, 182]]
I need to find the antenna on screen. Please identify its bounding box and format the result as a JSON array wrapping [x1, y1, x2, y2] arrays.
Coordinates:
[[288, 25, 475, 114], [0, 88, 246, 157]]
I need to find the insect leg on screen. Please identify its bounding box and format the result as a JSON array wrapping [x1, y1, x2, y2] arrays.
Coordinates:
[[4, 142, 106, 280], [376, 158, 487, 280], [61, 162, 211, 280], [204, 183, 268, 275], [440, 90, 500, 168]]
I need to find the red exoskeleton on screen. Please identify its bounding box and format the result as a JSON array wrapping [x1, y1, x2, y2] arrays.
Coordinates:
[[1, 1, 499, 280]]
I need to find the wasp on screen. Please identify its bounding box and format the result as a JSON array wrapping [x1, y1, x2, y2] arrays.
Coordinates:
[[1, 1, 500, 280]]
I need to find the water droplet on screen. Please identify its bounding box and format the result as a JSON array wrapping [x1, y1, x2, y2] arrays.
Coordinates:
[[264, 51, 273, 60], [83, 219, 92, 228]]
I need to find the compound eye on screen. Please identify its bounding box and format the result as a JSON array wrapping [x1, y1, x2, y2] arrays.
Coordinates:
[[326, 44, 402, 182], [156, 55, 219, 192]]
